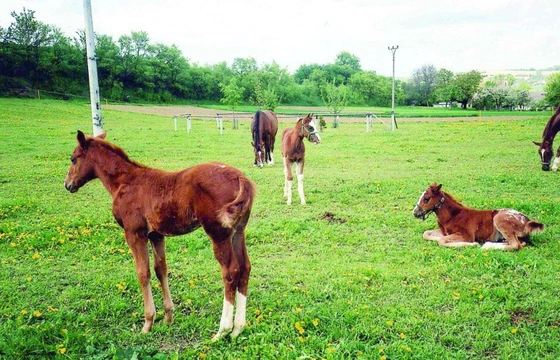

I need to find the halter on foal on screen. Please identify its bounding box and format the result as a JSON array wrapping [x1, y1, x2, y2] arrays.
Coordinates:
[[281, 114, 321, 205], [533, 106, 560, 171], [413, 182, 544, 251], [251, 110, 279, 168], [64, 131, 256, 340]]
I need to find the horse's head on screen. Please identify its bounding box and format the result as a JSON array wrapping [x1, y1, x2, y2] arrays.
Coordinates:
[[413, 182, 445, 220], [301, 114, 321, 144], [533, 140, 553, 171], [252, 141, 265, 168], [64, 130, 106, 193]]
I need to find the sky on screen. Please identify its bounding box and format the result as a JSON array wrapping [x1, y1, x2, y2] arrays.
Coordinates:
[[1, 0, 559, 78]]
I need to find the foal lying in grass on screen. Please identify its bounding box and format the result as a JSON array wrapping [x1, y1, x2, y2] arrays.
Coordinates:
[[413, 182, 544, 251]]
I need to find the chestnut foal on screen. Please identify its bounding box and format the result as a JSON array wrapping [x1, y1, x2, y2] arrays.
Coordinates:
[[281, 114, 321, 205], [64, 131, 256, 340], [413, 182, 544, 251]]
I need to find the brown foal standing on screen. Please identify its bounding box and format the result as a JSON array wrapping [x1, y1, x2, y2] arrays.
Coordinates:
[[281, 114, 321, 205], [64, 131, 256, 340], [413, 182, 544, 251]]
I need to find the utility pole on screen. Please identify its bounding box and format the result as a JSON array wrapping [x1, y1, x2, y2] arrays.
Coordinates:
[[83, 0, 103, 136], [388, 45, 399, 131]]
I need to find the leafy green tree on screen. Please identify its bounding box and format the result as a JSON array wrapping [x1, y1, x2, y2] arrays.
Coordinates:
[[455, 70, 483, 109], [321, 80, 349, 115], [544, 72, 560, 108], [220, 77, 244, 112], [334, 51, 361, 72], [434, 68, 457, 106], [4, 8, 54, 87], [410, 64, 438, 106]]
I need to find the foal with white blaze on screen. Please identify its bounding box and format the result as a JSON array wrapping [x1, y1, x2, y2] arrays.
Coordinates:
[[413, 182, 544, 251], [281, 114, 321, 205]]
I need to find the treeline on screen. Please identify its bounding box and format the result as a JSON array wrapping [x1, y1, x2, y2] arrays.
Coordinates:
[[1, 8, 558, 110]]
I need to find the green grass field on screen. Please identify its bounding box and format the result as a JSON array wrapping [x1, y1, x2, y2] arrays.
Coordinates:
[[1, 99, 559, 359]]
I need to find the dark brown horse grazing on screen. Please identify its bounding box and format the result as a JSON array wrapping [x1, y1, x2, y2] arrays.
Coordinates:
[[533, 106, 560, 171], [281, 114, 321, 205], [64, 131, 256, 340], [413, 182, 544, 251], [251, 110, 278, 167]]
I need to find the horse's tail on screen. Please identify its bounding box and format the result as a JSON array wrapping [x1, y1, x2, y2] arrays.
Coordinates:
[[218, 176, 256, 229], [253, 111, 261, 152], [525, 220, 545, 235]]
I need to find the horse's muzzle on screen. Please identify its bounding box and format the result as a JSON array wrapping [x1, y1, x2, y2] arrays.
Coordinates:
[[412, 206, 426, 220], [542, 164, 550, 171], [65, 182, 78, 193]]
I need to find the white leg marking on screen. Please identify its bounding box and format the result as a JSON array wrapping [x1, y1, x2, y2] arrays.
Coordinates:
[[297, 173, 305, 205], [296, 162, 305, 205], [269, 152, 274, 165], [481, 242, 508, 250], [286, 180, 293, 205], [553, 157, 560, 171], [231, 292, 247, 338], [212, 296, 234, 341]]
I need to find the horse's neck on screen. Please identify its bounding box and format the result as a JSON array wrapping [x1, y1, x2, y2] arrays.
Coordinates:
[[435, 193, 465, 223], [543, 114, 560, 142], [93, 148, 144, 197]]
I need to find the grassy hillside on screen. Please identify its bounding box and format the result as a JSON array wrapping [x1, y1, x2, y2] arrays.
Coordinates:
[[1, 98, 559, 359]]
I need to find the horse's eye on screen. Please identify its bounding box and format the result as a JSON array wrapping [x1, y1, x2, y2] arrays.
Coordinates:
[[308, 126, 315, 131], [423, 197, 429, 203], [71, 156, 76, 164]]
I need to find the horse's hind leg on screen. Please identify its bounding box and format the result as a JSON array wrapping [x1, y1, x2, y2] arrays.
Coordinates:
[[208, 228, 241, 341], [149, 233, 174, 325], [296, 160, 306, 205], [125, 231, 156, 333], [231, 217, 251, 338], [485, 214, 523, 251]]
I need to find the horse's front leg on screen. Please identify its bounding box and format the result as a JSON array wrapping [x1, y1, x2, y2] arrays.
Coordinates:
[[552, 147, 560, 171], [296, 160, 305, 205], [125, 230, 156, 333], [149, 233, 174, 326], [283, 157, 293, 205], [423, 229, 442, 241], [437, 233, 478, 247]]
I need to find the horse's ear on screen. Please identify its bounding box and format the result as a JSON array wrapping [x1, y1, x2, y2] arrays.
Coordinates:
[[77, 130, 89, 150], [533, 141, 542, 146], [97, 130, 107, 139], [429, 182, 442, 193]]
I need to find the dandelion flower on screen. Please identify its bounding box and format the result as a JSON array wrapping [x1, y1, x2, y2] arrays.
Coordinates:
[[33, 311, 42, 317], [511, 328, 517, 334], [21, 310, 28, 315], [295, 322, 305, 334]]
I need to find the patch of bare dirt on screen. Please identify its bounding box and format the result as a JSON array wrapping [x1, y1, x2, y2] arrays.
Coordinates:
[[104, 104, 536, 123]]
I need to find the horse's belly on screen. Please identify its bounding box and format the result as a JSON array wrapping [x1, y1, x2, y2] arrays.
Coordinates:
[[149, 210, 200, 236]]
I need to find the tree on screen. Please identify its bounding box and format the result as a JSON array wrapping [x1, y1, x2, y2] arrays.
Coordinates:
[[334, 51, 361, 72], [220, 77, 244, 112], [454, 70, 483, 109], [321, 80, 349, 115], [544, 72, 560, 108], [4, 8, 54, 87], [410, 64, 438, 106], [434, 68, 457, 107]]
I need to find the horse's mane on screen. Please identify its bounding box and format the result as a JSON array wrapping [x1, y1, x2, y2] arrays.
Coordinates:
[[253, 111, 261, 152], [542, 106, 560, 139], [92, 137, 147, 168]]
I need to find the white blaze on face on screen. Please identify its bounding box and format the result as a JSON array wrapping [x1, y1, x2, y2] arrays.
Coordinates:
[[541, 148, 546, 161], [309, 119, 321, 142], [413, 191, 426, 214]]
